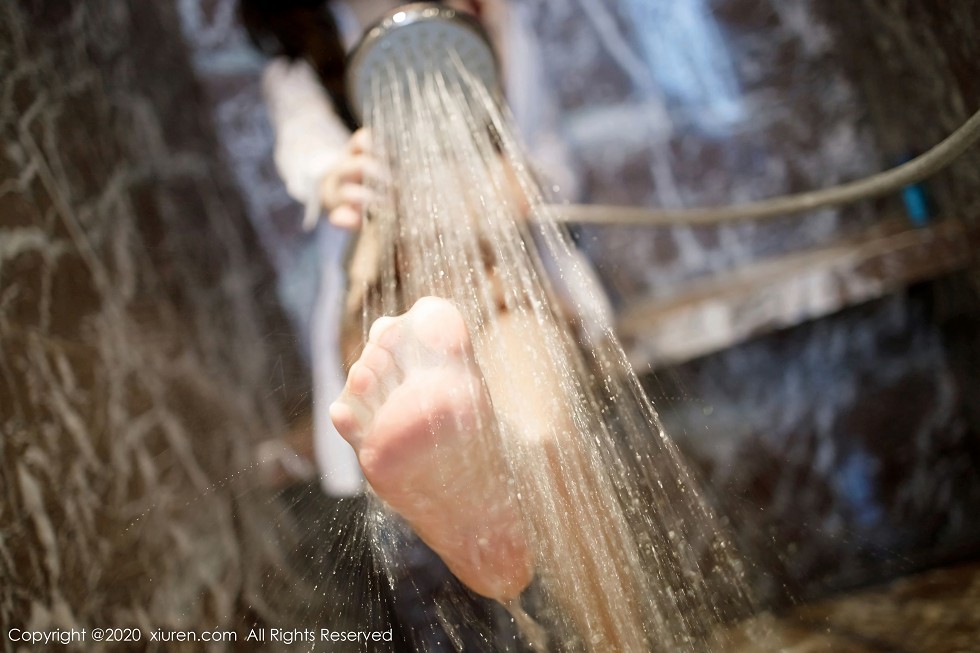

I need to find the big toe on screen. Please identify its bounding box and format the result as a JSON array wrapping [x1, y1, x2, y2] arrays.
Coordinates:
[[404, 296, 473, 358]]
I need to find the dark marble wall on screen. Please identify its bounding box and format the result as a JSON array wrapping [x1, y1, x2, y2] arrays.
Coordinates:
[[650, 286, 980, 603], [174, 0, 321, 353], [629, 0, 980, 603], [0, 0, 314, 637], [828, 0, 980, 218]]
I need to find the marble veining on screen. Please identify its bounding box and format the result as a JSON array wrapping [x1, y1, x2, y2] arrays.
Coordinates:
[[1, 0, 314, 637]]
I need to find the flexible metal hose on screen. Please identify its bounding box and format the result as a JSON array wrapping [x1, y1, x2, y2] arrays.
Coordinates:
[[553, 107, 980, 226]]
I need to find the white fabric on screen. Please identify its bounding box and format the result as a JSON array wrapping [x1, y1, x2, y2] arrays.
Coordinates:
[[262, 2, 612, 497], [261, 59, 349, 219], [309, 224, 363, 495]]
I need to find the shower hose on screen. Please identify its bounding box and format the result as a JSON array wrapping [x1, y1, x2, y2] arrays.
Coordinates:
[[554, 107, 980, 226]]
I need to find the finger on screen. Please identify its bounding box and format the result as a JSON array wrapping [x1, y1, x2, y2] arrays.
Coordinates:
[[319, 164, 347, 207], [329, 204, 362, 230], [350, 128, 373, 154], [335, 155, 366, 184], [339, 183, 375, 209], [338, 154, 387, 186]]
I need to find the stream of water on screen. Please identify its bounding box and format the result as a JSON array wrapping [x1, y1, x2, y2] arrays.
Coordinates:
[[340, 57, 757, 651]]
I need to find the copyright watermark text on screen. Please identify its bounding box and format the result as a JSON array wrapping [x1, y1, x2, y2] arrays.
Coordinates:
[[7, 626, 393, 647]]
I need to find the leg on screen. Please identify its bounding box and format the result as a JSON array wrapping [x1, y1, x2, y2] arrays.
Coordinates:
[[480, 309, 644, 650]]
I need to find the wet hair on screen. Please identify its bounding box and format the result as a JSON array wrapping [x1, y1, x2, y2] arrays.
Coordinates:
[[240, 1, 451, 129], [239, 0, 356, 129]]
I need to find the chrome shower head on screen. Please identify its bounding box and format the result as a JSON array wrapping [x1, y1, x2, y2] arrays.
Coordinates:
[[345, 2, 499, 125]]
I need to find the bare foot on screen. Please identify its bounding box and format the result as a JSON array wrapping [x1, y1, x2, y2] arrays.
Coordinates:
[[330, 297, 532, 600]]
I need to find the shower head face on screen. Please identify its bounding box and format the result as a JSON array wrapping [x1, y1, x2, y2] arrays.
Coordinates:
[[346, 2, 499, 125]]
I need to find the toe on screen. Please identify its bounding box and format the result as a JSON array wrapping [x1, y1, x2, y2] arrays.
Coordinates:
[[329, 400, 362, 446], [368, 315, 400, 345], [346, 360, 377, 397], [360, 342, 403, 390], [407, 297, 473, 357]]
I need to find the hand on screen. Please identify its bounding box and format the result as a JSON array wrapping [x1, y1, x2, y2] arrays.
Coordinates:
[[319, 128, 381, 230]]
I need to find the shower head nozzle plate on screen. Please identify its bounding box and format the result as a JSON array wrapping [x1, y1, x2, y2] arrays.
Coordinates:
[[346, 3, 499, 125]]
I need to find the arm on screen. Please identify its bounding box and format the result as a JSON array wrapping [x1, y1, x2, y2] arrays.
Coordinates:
[[262, 57, 373, 230]]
